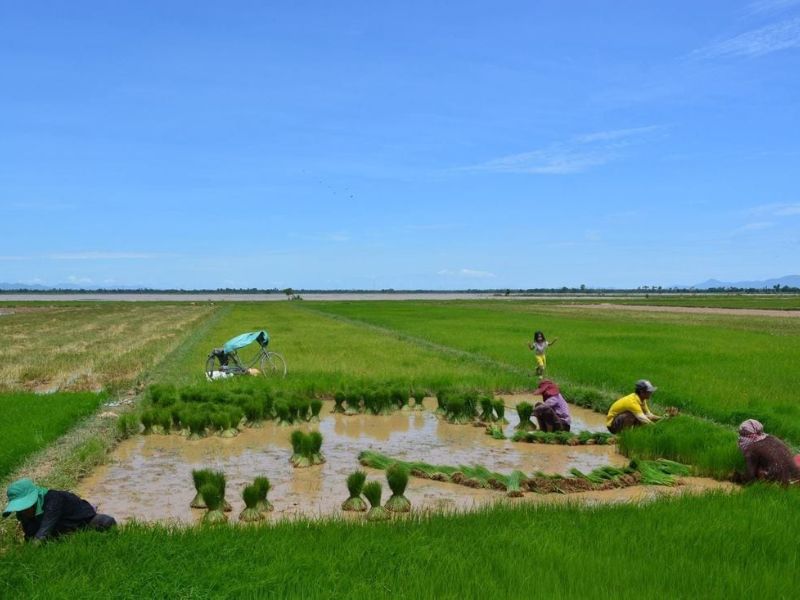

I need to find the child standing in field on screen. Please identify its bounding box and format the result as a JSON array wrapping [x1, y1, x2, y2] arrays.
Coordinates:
[[528, 331, 557, 378]]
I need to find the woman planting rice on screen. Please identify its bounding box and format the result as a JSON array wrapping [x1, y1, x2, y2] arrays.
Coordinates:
[[736, 419, 800, 484], [341, 471, 368, 512], [531, 380, 571, 432], [3, 479, 117, 543], [606, 380, 662, 433]]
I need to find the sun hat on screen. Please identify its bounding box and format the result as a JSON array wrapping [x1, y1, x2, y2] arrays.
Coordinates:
[[532, 379, 560, 398], [3, 479, 47, 517], [635, 379, 657, 393]]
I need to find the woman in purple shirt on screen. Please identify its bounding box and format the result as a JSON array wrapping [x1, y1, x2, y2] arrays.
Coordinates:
[[531, 380, 571, 432]]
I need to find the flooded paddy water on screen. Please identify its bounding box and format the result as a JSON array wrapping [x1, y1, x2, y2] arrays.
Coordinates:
[[79, 395, 734, 524]]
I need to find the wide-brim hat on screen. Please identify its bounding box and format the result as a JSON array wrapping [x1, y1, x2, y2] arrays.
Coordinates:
[[3, 479, 39, 517]]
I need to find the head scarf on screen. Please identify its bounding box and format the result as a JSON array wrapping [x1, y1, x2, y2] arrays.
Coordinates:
[[533, 379, 560, 400], [3, 479, 48, 518], [738, 419, 767, 453]]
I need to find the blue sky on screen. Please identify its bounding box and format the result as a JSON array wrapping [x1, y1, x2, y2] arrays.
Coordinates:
[[1, 1, 799, 289]]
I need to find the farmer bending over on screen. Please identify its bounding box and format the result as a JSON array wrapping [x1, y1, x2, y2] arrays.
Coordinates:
[[3, 478, 117, 544], [606, 380, 661, 434], [532, 379, 571, 432], [737, 419, 800, 484]]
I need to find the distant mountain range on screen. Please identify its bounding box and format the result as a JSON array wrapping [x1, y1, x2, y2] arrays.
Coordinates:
[[1, 275, 799, 292], [687, 275, 800, 290]]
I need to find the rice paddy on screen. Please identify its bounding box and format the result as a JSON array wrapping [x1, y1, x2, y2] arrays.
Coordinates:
[[1, 298, 798, 597]]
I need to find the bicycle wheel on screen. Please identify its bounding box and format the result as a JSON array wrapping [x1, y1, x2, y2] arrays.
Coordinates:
[[260, 351, 287, 378], [205, 354, 217, 379]]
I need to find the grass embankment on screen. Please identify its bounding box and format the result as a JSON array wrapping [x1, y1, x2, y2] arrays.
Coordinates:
[[158, 302, 529, 391], [1, 486, 797, 598], [0, 302, 213, 393], [309, 301, 800, 442], [0, 392, 106, 479]]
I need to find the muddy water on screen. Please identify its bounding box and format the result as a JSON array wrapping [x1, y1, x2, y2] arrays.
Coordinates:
[[78, 400, 732, 524]]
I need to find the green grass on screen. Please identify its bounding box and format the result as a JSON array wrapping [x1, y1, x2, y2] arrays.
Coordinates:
[[0, 392, 106, 479], [1, 486, 797, 598], [618, 416, 746, 479], [308, 301, 800, 442], [158, 302, 529, 391]]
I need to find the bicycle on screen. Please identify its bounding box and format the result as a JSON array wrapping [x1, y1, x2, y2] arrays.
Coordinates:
[[205, 330, 287, 379]]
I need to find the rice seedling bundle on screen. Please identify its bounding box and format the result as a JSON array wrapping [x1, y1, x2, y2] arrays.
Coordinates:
[[484, 424, 506, 439], [187, 413, 208, 440], [390, 387, 410, 411], [344, 391, 362, 415], [275, 400, 293, 426], [492, 399, 508, 424], [435, 389, 449, 415], [506, 470, 525, 497], [239, 484, 264, 522], [309, 398, 323, 422], [341, 470, 368, 512], [333, 390, 347, 413], [290, 430, 308, 468], [515, 402, 536, 432], [140, 409, 156, 435], [363, 481, 390, 521], [190, 469, 214, 508], [411, 388, 426, 410], [253, 476, 274, 513], [116, 413, 141, 439], [200, 483, 227, 525], [479, 396, 495, 422], [309, 431, 325, 465], [296, 398, 311, 422], [384, 463, 412, 512]]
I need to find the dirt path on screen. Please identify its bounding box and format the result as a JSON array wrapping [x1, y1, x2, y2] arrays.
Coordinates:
[[560, 303, 800, 318]]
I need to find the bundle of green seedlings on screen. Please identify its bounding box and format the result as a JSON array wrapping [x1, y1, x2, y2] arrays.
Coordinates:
[[511, 430, 616, 446], [191, 469, 232, 511], [197, 470, 230, 524], [390, 387, 411, 412], [239, 484, 264, 522], [515, 402, 537, 432], [359, 451, 688, 496], [485, 424, 506, 440], [289, 430, 325, 467], [333, 390, 347, 414], [492, 399, 508, 425], [478, 396, 496, 424], [341, 470, 368, 512], [362, 481, 390, 521], [411, 388, 426, 411], [309, 398, 323, 422], [384, 463, 412, 512], [253, 476, 274, 513], [443, 392, 479, 425]]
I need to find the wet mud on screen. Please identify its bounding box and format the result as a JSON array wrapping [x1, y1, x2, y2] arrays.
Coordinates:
[[78, 399, 734, 524]]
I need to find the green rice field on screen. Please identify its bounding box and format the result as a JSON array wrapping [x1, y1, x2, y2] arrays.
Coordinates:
[[1, 298, 799, 598], [0, 391, 106, 479]]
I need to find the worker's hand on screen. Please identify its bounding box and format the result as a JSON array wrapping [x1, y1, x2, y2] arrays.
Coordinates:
[[31, 538, 43, 547]]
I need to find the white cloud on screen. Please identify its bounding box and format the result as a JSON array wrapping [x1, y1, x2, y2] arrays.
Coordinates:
[[749, 202, 800, 216], [744, 0, 800, 16], [464, 126, 662, 175], [47, 252, 160, 260], [438, 268, 496, 278], [693, 17, 800, 58], [732, 221, 775, 234]]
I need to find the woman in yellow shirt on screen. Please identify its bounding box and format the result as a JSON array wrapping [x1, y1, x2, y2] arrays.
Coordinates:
[[606, 380, 662, 434]]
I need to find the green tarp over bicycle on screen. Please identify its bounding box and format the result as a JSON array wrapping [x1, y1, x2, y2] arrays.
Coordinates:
[[223, 331, 269, 353]]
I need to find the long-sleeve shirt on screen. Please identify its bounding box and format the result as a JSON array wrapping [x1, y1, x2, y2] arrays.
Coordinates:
[[606, 393, 651, 427], [17, 490, 96, 541], [740, 435, 800, 484], [543, 393, 571, 426]]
